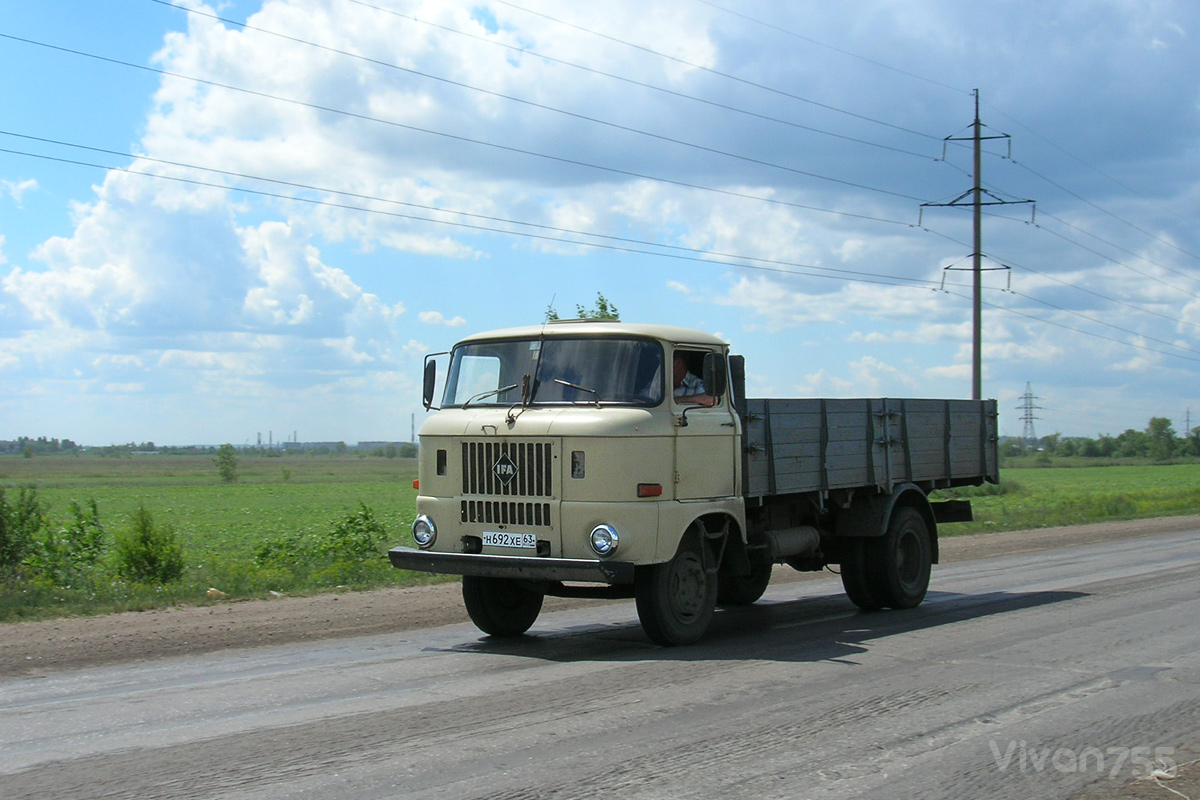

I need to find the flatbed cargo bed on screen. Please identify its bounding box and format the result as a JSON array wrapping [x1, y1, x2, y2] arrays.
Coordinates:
[[742, 398, 999, 497]]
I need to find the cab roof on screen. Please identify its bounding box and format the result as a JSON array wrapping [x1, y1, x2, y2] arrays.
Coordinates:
[[455, 320, 728, 348]]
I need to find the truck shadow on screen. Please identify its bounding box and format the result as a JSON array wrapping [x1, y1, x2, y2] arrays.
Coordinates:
[[438, 588, 1088, 664]]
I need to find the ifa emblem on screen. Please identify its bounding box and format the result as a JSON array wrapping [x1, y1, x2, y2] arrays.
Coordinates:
[[492, 453, 518, 486]]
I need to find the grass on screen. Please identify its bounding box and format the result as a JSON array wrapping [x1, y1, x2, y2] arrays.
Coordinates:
[[936, 462, 1200, 535], [3, 454, 1199, 621]]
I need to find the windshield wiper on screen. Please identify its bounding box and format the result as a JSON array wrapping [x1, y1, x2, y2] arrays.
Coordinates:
[[554, 379, 601, 408], [463, 383, 519, 408]]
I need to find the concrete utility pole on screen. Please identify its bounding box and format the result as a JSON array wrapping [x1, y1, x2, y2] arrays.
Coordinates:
[[971, 92, 984, 401], [921, 90, 1034, 400]]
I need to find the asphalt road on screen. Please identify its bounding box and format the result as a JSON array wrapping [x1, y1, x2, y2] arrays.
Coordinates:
[[3, 528, 1199, 800]]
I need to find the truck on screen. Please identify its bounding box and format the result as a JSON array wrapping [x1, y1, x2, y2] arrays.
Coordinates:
[[389, 321, 999, 646]]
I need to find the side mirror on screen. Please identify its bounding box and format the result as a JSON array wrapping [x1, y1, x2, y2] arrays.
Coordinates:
[[422, 358, 438, 410], [702, 352, 727, 399]]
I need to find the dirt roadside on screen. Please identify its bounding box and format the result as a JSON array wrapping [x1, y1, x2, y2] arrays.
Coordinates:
[[3, 515, 1197, 678]]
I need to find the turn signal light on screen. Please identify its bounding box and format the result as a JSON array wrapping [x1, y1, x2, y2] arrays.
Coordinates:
[[637, 483, 663, 498], [413, 479, 419, 489]]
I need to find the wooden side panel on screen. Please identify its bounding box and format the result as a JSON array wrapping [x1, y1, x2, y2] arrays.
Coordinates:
[[743, 397, 997, 498]]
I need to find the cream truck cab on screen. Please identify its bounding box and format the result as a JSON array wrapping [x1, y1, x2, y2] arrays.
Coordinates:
[[389, 320, 998, 646]]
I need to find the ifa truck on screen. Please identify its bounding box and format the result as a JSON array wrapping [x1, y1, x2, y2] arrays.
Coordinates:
[[389, 321, 999, 646]]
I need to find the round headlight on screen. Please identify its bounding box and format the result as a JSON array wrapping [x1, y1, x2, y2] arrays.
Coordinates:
[[412, 515, 437, 548], [589, 524, 619, 557]]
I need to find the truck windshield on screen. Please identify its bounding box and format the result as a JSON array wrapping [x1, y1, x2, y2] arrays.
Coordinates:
[[442, 337, 664, 407]]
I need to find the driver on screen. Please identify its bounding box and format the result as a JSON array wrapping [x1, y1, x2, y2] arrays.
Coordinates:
[[673, 353, 715, 406]]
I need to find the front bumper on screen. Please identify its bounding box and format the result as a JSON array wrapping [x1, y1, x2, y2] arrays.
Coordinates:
[[389, 546, 636, 584]]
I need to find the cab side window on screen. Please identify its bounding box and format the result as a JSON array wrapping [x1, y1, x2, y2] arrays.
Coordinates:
[[672, 350, 718, 406]]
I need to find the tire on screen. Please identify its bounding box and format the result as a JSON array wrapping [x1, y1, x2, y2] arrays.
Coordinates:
[[635, 531, 718, 646], [840, 537, 884, 611], [868, 506, 932, 609], [717, 560, 772, 606], [461, 576, 544, 637]]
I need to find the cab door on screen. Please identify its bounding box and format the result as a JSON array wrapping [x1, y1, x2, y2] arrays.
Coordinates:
[[672, 348, 739, 500]]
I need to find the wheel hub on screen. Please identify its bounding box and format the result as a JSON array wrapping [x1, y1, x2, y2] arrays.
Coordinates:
[[668, 552, 707, 620]]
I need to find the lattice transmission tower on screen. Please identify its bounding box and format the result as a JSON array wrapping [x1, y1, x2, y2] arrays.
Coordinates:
[[1017, 382, 1041, 445]]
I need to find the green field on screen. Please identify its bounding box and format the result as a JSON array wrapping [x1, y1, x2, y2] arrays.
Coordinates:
[[2, 454, 1198, 621], [0, 453, 428, 620], [937, 461, 1200, 534], [1, 453, 420, 555]]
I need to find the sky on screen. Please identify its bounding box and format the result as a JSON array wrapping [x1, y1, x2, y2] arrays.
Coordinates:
[[1, 0, 1198, 446]]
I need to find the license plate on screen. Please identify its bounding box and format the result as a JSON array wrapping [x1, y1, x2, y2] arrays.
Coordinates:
[[482, 531, 538, 549]]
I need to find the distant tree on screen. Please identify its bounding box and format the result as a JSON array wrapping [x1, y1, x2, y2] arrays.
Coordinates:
[[999, 439, 1025, 458], [1115, 429, 1149, 458], [545, 292, 620, 322], [1183, 426, 1200, 457], [1095, 435, 1117, 457], [214, 443, 239, 483], [1146, 417, 1177, 461], [576, 293, 620, 320]]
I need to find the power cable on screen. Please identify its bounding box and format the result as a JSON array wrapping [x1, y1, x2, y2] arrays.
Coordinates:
[[1031, 220, 1199, 299], [9, 140, 1194, 370], [0, 33, 931, 218], [335, 0, 935, 159], [17, 128, 1187, 368], [692, 0, 972, 96], [149, 0, 936, 192], [1034, 207, 1198, 283], [1000, 252, 1200, 333], [1011, 158, 1200, 263], [941, 288, 1200, 364], [984, 100, 1200, 236], [0, 138, 942, 290], [1008, 289, 1200, 356], [958, 179, 1200, 307], [918, 220, 1200, 333], [12, 11, 1195, 362], [489, 0, 942, 142]]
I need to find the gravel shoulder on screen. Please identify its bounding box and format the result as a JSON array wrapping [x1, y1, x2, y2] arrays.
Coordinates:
[[2, 515, 1198, 678]]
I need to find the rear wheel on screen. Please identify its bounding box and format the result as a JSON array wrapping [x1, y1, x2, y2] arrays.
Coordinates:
[[461, 576, 545, 637], [868, 507, 932, 609], [635, 530, 718, 646], [840, 537, 884, 611]]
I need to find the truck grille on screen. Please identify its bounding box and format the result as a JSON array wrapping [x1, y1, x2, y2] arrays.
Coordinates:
[[461, 441, 554, 498], [461, 500, 552, 527]]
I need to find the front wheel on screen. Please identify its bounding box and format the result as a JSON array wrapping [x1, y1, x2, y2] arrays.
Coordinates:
[[461, 576, 544, 637], [635, 532, 718, 646]]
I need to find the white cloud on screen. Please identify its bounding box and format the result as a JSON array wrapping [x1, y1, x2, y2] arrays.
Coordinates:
[[2, 179, 37, 206], [418, 311, 467, 326], [714, 274, 946, 332]]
